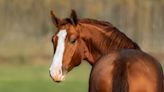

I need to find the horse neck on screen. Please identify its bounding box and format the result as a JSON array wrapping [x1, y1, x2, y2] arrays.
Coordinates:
[[79, 22, 140, 65]]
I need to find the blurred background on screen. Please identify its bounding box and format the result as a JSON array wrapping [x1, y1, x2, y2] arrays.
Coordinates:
[[0, 0, 164, 92]]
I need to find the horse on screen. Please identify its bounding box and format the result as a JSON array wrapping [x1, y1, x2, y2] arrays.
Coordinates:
[[49, 10, 163, 92]]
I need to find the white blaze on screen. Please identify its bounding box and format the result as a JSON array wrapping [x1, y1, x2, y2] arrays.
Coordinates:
[[49, 29, 67, 81]]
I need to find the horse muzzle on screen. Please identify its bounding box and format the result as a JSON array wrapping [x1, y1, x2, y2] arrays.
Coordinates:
[[49, 68, 67, 82], [50, 74, 65, 82]]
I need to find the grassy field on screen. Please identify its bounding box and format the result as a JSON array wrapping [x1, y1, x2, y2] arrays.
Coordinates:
[[0, 58, 164, 92], [0, 62, 91, 92]]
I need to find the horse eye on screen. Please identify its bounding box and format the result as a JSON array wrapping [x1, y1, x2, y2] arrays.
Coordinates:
[[70, 38, 76, 44]]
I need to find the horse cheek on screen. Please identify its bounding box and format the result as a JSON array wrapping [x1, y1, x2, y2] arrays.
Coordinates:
[[63, 43, 77, 70], [72, 44, 83, 66]]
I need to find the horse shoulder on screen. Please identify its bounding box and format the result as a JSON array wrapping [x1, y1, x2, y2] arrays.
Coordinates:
[[89, 53, 118, 92]]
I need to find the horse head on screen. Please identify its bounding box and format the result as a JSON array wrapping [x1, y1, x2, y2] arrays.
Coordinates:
[[49, 10, 92, 82]]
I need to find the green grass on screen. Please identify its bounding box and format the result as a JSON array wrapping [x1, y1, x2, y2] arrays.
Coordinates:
[[0, 62, 91, 92]]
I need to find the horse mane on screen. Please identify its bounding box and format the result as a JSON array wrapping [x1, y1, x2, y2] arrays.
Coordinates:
[[79, 18, 114, 31], [79, 18, 140, 53]]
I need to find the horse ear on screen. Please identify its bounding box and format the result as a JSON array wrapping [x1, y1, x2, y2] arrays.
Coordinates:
[[70, 9, 78, 26], [50, 10, 60, 27]]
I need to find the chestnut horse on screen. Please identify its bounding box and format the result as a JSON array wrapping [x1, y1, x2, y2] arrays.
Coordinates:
[[49, 10, 163, 92]]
